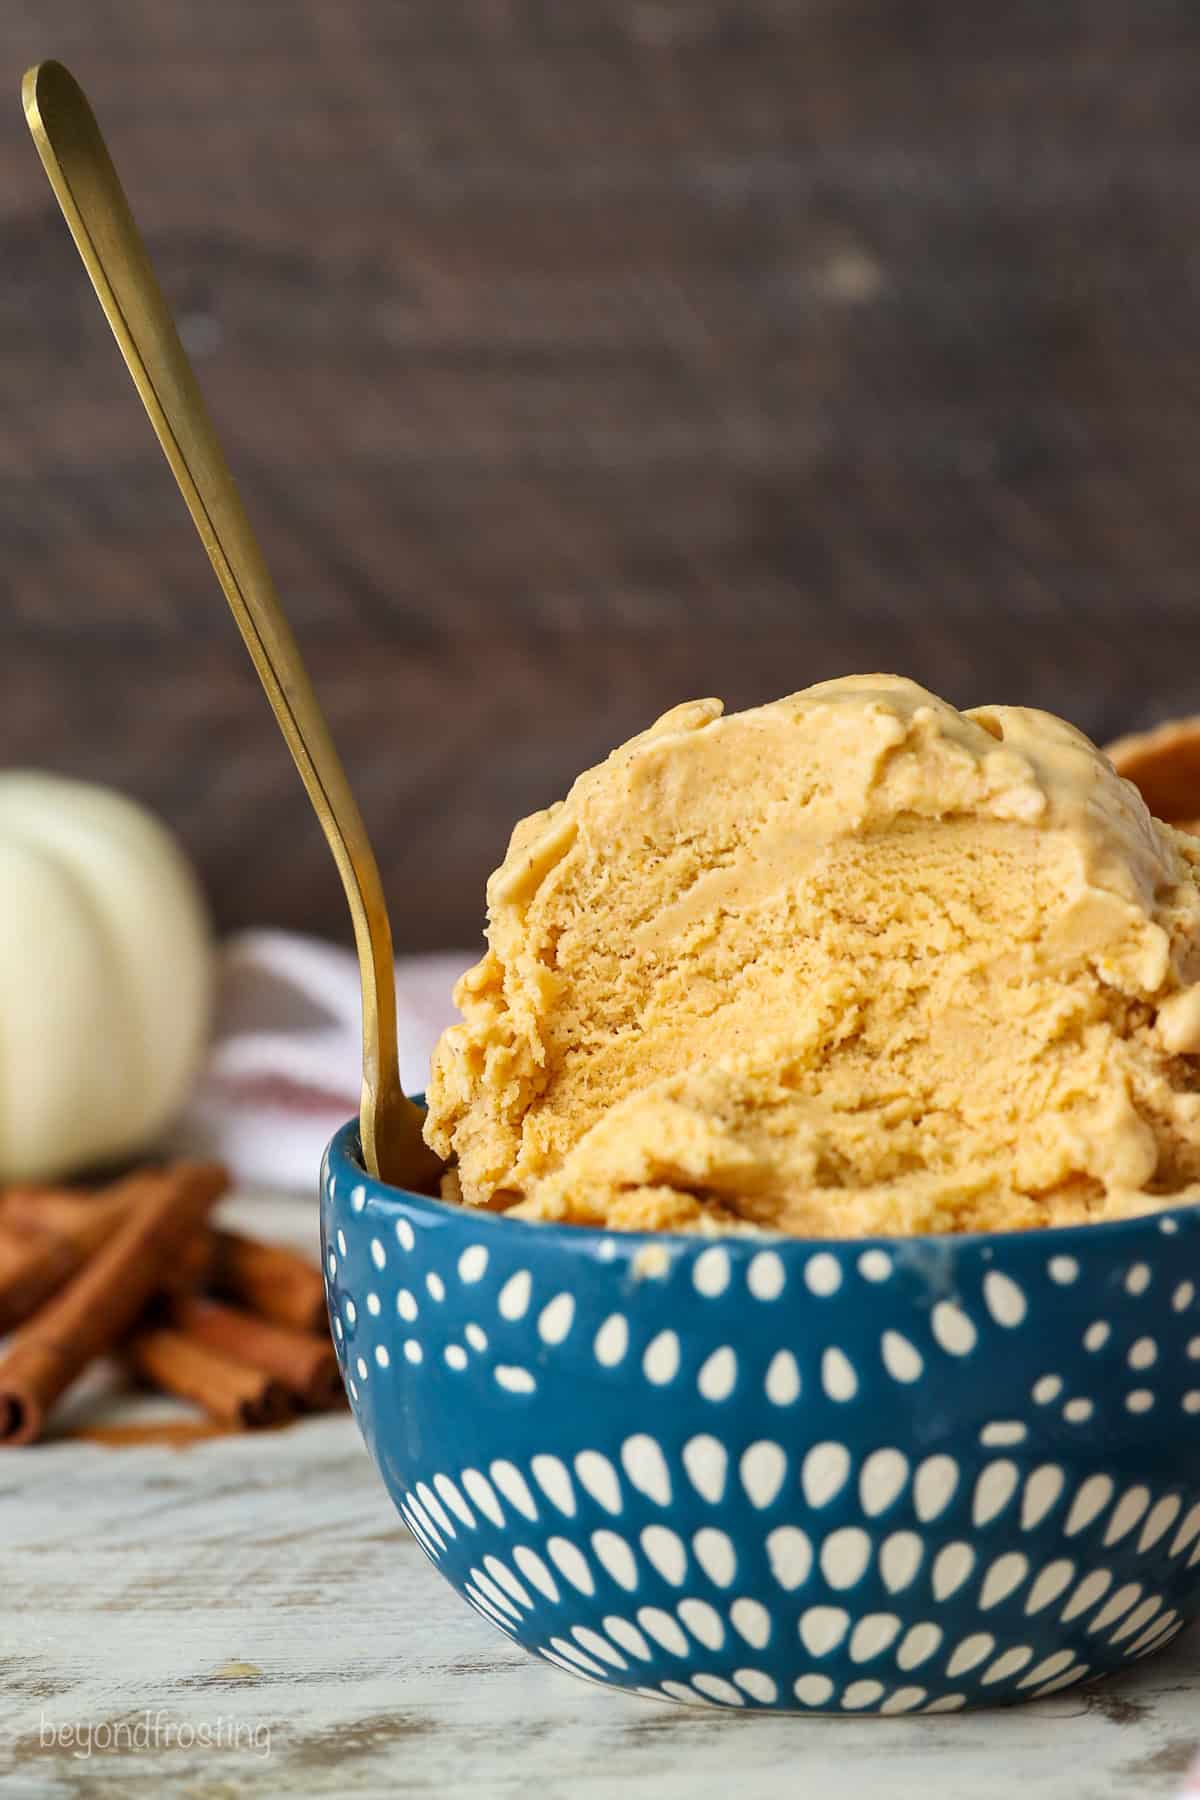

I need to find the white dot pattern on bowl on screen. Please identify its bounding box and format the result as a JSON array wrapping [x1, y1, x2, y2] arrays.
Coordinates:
[[880, 1532, 923, 1594], [822, 1347, 858, 1402], [849, 1612, 901, 1662], [697, 1346, 737, 1402], [805, 1254, 842, 1298], [683, 1435, 727, 1505], [518, 1548, 564, 1605], [604, 1613, 648, 1657], [973, 1462, 1019, 1528], [641, 1527, 688, 1586], [731, 1597, 771, 1648], [643, 1330, 680, 1386], [734, 1667, 777, 1702], [841, 1677, 884, 1709], [323, 1158, 1200, 1715], [980, 1421, 1027, 1448], [747, 1251, 786, 1301], [693, 1528, 737, 1588], [766, 1525, 813, 1592], [914, 1456, 959, 1523], [979, 1552, 1028, 1610], [694, 1247, 731, 1298], [1104, 1487, 1151, 1547], [531, 1456, 575, 1516], [799, 1604, 850, 1657], [495, 1365, 537, 1394], [820, 1527, 872, 1591], [538, 1293, 575, 1345], [499, 1270, 532, 1320], [802, 1442, 852, 1509], [881, 1331, 923, 1383], [931, 1543, 975, 1602], [592, 1531, 637, 1591], [931, 1302, 977, 1357], [594, 1314, 630, 1367], [765, 1349, 801, 1406], [740, 1441, 787, 1511], [1021, 1465, 1065, 1532], [576, 1452, 622, 1516], [621, 1434, 673, 1506], [895, 1620, 942, 1670], [984, 1272, 1028, 1328], [457, 1244, 487, 1283], [860, 1449, 908, 1518]]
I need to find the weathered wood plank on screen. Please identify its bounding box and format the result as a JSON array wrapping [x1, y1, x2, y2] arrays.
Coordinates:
[[4, 0, 1200, 947], [0, 1192, 1195, 1795], [2, 1416, 1199, 1796]]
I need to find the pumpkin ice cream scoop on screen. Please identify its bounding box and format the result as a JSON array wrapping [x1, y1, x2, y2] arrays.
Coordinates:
[[424, 675, 1200, 1236]]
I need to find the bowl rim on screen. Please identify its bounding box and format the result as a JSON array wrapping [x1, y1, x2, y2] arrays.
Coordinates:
[[325, 1116, 1200, 1256]]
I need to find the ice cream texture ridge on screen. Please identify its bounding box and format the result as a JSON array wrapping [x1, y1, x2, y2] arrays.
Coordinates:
[[424, 675, 1200, 1236]]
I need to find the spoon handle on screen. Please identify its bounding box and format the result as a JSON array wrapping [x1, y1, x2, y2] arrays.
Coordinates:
[[23, 60, 434, 1187]]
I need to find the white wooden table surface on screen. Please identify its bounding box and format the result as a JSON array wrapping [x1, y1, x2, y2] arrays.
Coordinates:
[[3, 1192, 1199, 1800]]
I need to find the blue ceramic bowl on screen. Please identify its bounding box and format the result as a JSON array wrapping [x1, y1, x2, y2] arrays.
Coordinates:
[[322, 1118, 1200, 1714]]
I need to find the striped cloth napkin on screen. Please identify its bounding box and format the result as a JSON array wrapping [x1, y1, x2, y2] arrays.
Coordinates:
[[173, 930, 473, 1191]]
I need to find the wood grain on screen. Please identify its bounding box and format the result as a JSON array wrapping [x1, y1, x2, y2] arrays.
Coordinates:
[[3, 1423, 1199, 1797], [3, 2, 1200, 945], [1, 1189, 1198, 1793]]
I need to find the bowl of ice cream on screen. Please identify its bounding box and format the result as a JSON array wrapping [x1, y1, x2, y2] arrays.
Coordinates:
[[323, 676, 1200, 1711], [324, 1129, 1200, 1714]]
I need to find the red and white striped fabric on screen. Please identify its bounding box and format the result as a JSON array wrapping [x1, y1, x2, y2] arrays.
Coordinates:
[[174, 930, 473, 1191]]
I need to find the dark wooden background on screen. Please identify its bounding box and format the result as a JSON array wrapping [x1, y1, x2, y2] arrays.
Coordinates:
[[4, 2, 1200, 949]]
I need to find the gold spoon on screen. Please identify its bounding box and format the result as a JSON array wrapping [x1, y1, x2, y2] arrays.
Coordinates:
[[23, 60, 441, 1193]]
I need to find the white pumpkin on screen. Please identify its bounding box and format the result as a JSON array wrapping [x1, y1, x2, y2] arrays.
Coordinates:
[[0, 774, 213, 1180]]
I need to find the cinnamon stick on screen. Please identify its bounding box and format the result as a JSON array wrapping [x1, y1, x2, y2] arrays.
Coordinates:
[[0, 1185, 127, 1238], [162, 1228, 217, 1297], [0, 1187, 135, 1331], [170, 1296, 340, 1409], [0, 1222, 82, 1334], [127, 1328, 293, 1428], [0, 1177, 217, 1328], [0, 1163, 227, 1446], [208, 1229, 327, 1333]]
